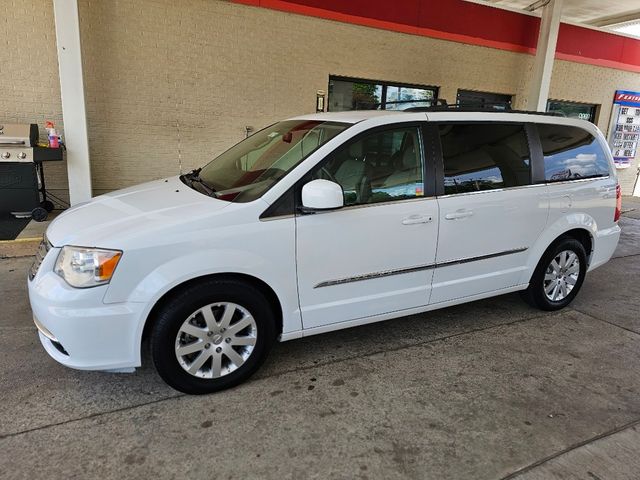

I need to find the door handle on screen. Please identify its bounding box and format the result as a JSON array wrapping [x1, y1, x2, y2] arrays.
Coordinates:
[[445, 209, 474, 220], [402, 214, 433, 225]]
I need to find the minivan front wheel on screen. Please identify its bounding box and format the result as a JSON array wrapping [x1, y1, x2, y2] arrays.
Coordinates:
[[151, 279, 276, 394], [522, 238, 587, 311]]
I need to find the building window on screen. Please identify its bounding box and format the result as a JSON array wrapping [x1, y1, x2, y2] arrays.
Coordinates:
[[457, 90, 513, 110], [437, 123, 531, 195], [328, 76, 437, 111], [546, 100, 598, 123]]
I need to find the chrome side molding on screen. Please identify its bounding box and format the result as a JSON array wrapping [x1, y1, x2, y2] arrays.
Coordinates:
[[314, 247, 528, 288], [436, 247, 528, 268], [315, 263, 436, 288]]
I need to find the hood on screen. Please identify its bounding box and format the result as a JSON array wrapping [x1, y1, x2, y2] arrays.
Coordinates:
[[47, 176, 230, 248]]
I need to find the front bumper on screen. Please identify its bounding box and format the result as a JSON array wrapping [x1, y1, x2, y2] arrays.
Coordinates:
[[28, 247, 146, 371]]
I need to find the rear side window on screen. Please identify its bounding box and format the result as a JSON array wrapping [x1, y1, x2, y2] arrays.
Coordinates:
[[537, 124, 611, 182], [438, 123, 531, 195]]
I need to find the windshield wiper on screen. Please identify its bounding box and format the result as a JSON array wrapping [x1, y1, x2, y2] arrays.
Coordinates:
[[181, 168, 217, 197]]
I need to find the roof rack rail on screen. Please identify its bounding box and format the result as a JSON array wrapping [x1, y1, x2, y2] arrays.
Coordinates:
[[404, 100, 566, 117]]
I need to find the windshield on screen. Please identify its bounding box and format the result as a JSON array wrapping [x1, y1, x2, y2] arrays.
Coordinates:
[[196, 120, 350, 202]]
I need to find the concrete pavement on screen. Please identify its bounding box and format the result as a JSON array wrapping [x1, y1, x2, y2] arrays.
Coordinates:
[[1, 213, 639, 479], [621, 195, 640, 220], [513, 423, 640, 480]]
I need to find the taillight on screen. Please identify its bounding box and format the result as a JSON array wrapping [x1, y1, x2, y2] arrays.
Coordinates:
[[614, 183, 622, 222]]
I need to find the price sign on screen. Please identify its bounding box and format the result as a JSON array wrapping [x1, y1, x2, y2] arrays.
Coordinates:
[[608, 90, 640, 169]]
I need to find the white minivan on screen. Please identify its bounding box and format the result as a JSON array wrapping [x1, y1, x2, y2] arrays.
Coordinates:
[[28, 109, 622, 394]]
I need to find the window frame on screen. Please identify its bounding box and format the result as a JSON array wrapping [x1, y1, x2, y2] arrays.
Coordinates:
[[430, 121, 537, 198], [328, 75, 439, 111]]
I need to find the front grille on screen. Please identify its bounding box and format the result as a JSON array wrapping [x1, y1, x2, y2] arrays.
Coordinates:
[[29, 236, 51, 280]]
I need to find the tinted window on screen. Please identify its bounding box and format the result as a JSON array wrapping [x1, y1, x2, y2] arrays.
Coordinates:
[[312, 127, 424, 206], [537, 124, 611, 182], [438, 123, 531, 195]]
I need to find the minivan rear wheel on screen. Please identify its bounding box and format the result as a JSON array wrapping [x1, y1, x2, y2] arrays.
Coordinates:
[[521, 237, 587, 311], [150, 279, 276, 394]]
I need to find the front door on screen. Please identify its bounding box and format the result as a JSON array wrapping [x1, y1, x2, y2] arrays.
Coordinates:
[[430, 122, 548, 304], [296, 124, 439, 330]]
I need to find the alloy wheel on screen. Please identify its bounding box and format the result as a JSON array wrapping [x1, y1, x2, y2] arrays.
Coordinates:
[[174, 302, 257, 379], [543, 250, 581, 302]]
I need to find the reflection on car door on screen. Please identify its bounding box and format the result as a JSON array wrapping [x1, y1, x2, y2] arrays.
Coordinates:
[[295, 125, 439, 330], [431, 122, 549, 304]]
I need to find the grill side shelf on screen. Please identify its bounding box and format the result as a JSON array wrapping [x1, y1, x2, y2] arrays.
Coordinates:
[[33, 147, 64, 163]]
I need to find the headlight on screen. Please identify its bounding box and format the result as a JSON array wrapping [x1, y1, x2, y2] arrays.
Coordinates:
[[54, 246, 122, 288]]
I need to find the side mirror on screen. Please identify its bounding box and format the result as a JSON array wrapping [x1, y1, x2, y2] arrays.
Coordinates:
[[301, 179, 344, 211]]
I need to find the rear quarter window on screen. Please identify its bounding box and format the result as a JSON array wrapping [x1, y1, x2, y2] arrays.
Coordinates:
[[537, 124, 611, 182]]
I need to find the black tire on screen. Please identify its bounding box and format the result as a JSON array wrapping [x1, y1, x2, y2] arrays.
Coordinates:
[[40, 200, 55, 212], [521, 237, 587, 311], [31, 207, 48, 222], [150, 279, 276, 394]]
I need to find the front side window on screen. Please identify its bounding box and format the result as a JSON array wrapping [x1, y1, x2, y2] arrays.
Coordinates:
[[311, 126, 424, 206], [438, 123, 531, 195], [537, 124, 611, 182], [197, 120, 349, 202]]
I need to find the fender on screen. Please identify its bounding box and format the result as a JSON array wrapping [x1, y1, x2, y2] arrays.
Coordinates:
[[115, 248, 301, 368], [139, 250, 300, 360], [520, 212, 597, 285], [100, 212, 301, 368]]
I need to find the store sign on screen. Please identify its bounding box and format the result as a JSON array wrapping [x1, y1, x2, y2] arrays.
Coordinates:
[[608, 90, 640, 169], [614, 91, 640, 104]]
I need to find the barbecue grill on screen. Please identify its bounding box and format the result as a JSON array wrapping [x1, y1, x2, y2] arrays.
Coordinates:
[[0, 123, 64, 221]]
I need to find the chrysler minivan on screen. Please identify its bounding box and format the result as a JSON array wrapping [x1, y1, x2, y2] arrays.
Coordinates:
[[28, 109, 622, 394]]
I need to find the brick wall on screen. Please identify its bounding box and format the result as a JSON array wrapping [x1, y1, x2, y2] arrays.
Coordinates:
[[1, 0, 639, 198], [0, 0, 68, 204]]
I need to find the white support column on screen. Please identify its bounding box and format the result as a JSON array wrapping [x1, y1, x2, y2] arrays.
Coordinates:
[[528, 0, 564, 112], [53, 0, 92, 204]]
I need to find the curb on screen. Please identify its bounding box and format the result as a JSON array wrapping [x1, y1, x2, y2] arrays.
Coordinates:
[[0, 237, 41, 258], [0, 237, 41, 244]]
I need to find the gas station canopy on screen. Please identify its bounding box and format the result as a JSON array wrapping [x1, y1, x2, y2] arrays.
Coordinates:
[[484, 0, 640, 31]]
